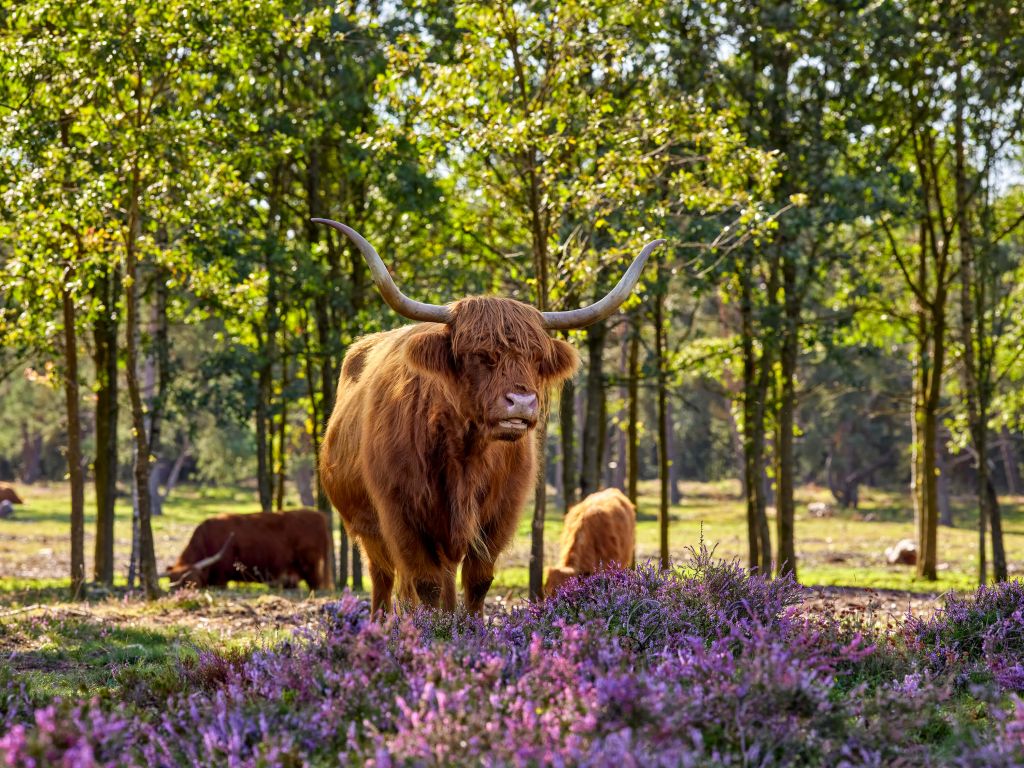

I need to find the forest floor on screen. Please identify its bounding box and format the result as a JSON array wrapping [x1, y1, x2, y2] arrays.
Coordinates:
[[0, 479, 1018, 700]]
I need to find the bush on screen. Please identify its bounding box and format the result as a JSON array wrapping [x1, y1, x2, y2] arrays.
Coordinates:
[[0, 552, 1020, 766], [906, 580, 1024, 692]]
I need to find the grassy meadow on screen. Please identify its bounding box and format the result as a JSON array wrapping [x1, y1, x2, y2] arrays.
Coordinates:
[[0, 481, 1022, 760], [2, 479, 1022, 602]]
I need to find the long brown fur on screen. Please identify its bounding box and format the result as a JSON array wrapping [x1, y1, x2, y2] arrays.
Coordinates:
[[544, 488, 636, 597], [0, 484, 24, 505], [320, 297, 579, 615], [166, 508, 331, 590]]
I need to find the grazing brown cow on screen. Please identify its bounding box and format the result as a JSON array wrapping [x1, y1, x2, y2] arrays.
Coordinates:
[[315, 219, 661, 614], [0, 484, 24, 505], [167, 508, 330, 590], [545, 488, 636, 597]]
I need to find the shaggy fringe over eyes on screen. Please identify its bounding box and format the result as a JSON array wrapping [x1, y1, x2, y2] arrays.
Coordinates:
[[448, 297, 550, 359]]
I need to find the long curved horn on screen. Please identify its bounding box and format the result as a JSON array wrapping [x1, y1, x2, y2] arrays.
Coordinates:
[[541, 239, 665, 331], [312, 219, 452, 324], [169, 532, 235, 587]]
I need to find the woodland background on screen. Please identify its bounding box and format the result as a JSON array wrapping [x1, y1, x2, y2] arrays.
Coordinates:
[[2, 0, 1024, 600]]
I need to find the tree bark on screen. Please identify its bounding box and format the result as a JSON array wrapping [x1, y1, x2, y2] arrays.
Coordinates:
[[775, 258, 798, 578], [986, 478, 1007, 582], [627, 316, 640, 506], [580, 319, 608, 498], [255, 321, 275, 513], [654, 272, 670, 570], [740, 255, 772, 574], [145, 270, 170, 516], [311, 297, 340, 589], [275, 354, 289, 511], [1000, 429, 1020, 496], [306, 150, 340, 586], [124, 164, 161, 599], [559, 359, 577, 513], [92, 265, 120, 585], [63, 280, 85, 600]]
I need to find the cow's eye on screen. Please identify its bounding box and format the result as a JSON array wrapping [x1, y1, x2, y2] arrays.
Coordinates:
[[475, 353, 497, 369]]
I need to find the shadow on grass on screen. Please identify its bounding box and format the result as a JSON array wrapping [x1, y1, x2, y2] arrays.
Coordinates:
[[3, 616, 200, 701]]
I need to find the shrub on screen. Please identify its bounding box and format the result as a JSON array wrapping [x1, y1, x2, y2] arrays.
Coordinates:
[[906, 580, 1024, 692], [0, 552, 1019, 766]]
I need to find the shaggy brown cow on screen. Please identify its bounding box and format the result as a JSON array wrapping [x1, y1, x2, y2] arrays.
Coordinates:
[[545, 488, 636, 597], [315, 219, 661, 614], [167, 508, 330, 590], [0, 484, 24, 505]]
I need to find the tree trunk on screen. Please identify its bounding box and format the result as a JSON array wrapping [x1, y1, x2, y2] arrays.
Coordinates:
[[740, 257, 772, 574], [1000, 428, 1020, 496], [146, 271, 170, 516], [255, 362, 274, 513], [19, 423, 42, 484], [667, 399, 681, 505], [313, 297, 341, 589], [936, 431, 953, 527], [654, 276, 670, 570], [530, 417, 549, 598], [123, 167, 161, 599], [92, 265, 120, 585], [295, 461, 315, 507], [986, 477, 1007, 582], [627, 317, 640, 506], [579, 319, 607, 498], [775, 258, 798, 578], [559, 369, 577, 513], [612, 330, 628, 491], [275, 356, 289, 511], [63, 282, 85, 599], [527, 154, 549, 602]]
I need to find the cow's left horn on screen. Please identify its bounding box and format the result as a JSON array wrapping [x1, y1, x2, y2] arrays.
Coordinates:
[[541, 239, 665, 330], [312, 219, 453, 324]]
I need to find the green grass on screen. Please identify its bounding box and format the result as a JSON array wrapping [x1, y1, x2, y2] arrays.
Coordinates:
[[0, 478, 1019, 706], [500, 479, 1022, 595], [2, 479, 1021, 601]]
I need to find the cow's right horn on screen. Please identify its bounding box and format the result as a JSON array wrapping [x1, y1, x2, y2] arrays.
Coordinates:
[[312, 219, 453, 324], [170, 532, 236, 587], [541, 239, 665, 330]]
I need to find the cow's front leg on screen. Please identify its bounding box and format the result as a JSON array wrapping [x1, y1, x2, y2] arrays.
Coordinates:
[[461, 554, 495, 616], [414, 578, 441, 608]]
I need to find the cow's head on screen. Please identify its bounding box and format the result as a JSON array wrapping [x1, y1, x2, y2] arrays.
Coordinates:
[[313, 219, 663, 443], [404, 298, 578, 440], [166, 562, 206, 589], [166, 532, 234, 590], [544, 565, 577, 597]]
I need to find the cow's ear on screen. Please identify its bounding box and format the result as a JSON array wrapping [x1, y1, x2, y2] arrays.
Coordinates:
[[539, 338, 580, 382], [405, 326, 457, 379]]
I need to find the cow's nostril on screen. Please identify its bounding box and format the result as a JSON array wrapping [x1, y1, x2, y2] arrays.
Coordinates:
[[506, 392, 538, 414]]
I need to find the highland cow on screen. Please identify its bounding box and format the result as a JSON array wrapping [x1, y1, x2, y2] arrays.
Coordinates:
[[545, 488, 637, 597], [315, 219, 661, 614], [167, 508, 330, 590], [0, 484, 24, 505]]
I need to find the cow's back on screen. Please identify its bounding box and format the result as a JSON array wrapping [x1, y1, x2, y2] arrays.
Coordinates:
[[0, 484, 23, 505], [559, 488, 636, 573], [280, 508, 330, 589]]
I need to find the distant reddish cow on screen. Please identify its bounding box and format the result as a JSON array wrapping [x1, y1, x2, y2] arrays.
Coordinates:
[[0, 484, 24, 505], [545, 488, 636, 597], [167, 508, 330, 590], [315, 219, 662, 614]]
